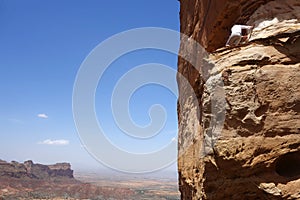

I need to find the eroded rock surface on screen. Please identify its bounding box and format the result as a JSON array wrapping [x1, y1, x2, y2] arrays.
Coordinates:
[[0, 160, 74, 179], [178, 0, 300, 199]]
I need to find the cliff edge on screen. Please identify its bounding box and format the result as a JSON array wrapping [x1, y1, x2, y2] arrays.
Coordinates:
[[0, 160, 74, 180], [177, 0, 300, 199]]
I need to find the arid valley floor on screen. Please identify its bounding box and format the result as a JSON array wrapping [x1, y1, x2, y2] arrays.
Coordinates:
[[0, 160, 179, 200]]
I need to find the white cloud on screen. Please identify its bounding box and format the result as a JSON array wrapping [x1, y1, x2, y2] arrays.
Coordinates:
[[37, 113, 48, 119], [38, 139, 69, 146]]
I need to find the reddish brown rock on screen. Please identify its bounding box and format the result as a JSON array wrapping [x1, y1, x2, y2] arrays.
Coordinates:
[[0, 160, 74, 180], [178, 0, 300, 199]]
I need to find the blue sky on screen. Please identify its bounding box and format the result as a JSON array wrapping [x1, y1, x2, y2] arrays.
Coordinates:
[[0, 0, 180, 172]]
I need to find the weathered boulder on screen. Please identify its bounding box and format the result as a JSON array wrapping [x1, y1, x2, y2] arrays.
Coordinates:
[[178, 0, 300, 199]]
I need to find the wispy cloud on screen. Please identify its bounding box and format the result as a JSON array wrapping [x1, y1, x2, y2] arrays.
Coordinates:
[[166, 129, 178, 135], [8, 118, 24, 124], [37, 113, 48, 119], [38, 139, 69, 146]]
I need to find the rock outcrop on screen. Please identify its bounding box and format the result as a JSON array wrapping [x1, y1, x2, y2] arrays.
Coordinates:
[[177, 0, 300, 199], [0, 160, 74, 180]]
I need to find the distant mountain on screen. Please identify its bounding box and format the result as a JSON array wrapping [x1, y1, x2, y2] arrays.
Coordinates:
[[0, 160, 74, 180], [0, 159, 179, 200], [0, 159, 128, 199]]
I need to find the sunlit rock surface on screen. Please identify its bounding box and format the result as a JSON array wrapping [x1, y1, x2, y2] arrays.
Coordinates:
[[178, 0, 300, 199]]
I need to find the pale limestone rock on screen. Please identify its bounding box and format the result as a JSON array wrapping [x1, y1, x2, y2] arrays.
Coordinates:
[[258, 183, 281, 196]]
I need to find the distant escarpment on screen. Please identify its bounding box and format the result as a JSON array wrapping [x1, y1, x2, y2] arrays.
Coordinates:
[[0, 159, 73, 180], [178, 0, 300, 199], [0, 159, 134, 200]]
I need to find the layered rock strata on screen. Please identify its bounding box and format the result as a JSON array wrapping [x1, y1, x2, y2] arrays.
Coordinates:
[[177, 0, 300, 199], [0, 160, 74, 179]]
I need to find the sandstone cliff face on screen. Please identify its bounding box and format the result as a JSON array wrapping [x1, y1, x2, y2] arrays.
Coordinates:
[[0, 160, 74, 179], [177, 0, 300, 199]]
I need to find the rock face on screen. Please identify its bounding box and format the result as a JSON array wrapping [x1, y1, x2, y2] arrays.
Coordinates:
[[177, 0, 300, 199], [0, 160, 74, 179]]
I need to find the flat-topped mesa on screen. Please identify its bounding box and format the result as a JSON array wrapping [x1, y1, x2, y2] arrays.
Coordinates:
[[178, 0, 300, 199], [48, 162, 72, 170], [48, 163, 74, 178], [0, 160, 74, 179]]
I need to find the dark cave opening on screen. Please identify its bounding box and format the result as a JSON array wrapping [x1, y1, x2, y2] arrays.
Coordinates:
[[275, 151, 300, 178]]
